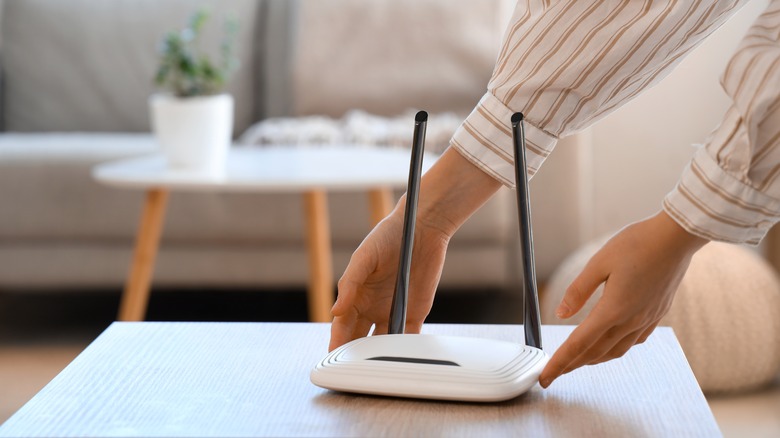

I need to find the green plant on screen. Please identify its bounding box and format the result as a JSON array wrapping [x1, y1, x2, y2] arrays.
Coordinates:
[[155, 10, 239, 97]]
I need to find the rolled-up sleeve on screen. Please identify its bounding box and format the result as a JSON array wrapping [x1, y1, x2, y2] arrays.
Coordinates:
[[451, 0, 749, 186], [664, 0, 780, 244]]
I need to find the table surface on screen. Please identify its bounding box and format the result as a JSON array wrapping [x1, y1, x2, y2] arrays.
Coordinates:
[[92, 146, 435, 192], [0, 323, 720, 438]]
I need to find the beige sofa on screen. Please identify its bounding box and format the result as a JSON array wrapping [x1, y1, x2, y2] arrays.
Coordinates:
[[2, 1, 777, 434], [0, 0, 590, 293]]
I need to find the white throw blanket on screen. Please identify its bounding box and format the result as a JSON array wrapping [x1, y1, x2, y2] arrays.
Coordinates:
[[238, 110, 462, 154]]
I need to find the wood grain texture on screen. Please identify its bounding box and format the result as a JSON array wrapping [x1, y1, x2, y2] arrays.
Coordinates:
[[303, 191, 335, 323], [0, 323, 720, 438], [117, 189, 168, 321]]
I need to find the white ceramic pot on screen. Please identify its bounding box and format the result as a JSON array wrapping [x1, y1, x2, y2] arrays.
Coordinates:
[[150, 93, 233, 175]]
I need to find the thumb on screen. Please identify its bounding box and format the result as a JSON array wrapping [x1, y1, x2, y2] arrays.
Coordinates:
[[331, 246, 375, 316], [558, 257, 607, 319]]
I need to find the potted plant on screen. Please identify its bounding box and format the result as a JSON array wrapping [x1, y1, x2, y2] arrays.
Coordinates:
[[151, 10, 239, 175]]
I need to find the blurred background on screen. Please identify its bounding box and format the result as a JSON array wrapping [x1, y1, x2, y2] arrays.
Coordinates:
[[0, 1, 778, 436]]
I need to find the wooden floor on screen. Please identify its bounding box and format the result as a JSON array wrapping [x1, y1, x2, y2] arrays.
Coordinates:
[[1, 342, 87, 423], [1, 289, 779, 436]]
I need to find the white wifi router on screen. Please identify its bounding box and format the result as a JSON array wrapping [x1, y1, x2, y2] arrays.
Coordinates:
[[311, 112, 548, 402], [312, 333, 547, 402]]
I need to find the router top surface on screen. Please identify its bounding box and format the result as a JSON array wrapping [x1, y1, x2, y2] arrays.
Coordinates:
[[311, 334, 548, 402], [336, 334, 530, 370]]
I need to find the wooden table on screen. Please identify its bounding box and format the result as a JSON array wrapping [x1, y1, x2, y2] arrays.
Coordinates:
[[92, 147, 433, 323], [0, 323, 720, 437]]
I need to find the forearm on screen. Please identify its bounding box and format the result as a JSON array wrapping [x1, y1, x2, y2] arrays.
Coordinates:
[[453, 1, 747, 187], [391, 147, 501, 238], [663, 1, 780, 245], [649, 210, 708, 257]]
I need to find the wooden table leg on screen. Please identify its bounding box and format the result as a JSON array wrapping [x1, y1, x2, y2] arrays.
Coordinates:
[[303, 190, 334, 322], [117, 189, 169, 321], [368, 188, 394, 227]]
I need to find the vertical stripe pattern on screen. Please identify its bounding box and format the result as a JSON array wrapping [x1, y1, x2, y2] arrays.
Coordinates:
[[451, 0, 780, 244], [453, 0, 749, 188], [664, 0, 780, 244]]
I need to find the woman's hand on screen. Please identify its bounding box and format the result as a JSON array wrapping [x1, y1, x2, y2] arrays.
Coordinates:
[[327, 148, 502, 351], [539, 210, 708, 388], [328, 210, 451, 351]]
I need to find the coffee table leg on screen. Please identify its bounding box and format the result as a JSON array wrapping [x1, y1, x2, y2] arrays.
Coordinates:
[[303, 190, 334, 322], [368, 188, 394, 227], [117, 188, 169, 321]]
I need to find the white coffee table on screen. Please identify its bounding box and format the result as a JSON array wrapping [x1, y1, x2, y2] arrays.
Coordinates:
[[92, 146, 434, 322], [0, 323, 721, 437]]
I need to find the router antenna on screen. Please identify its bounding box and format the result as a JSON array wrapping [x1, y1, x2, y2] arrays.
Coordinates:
[[388, 110, 428, 335], [511, 112, 542, 350], [313, 117, 550, 400]]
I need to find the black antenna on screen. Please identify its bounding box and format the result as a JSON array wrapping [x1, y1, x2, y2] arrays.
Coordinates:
[[388, 110, 428, 335], [511, 112, 542, 350]]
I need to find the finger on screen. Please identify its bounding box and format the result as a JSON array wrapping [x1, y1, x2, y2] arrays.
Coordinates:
[[557, 257, 608, 319], [351, 318, 374, 342], [635, 324, 656, 345], [332, 250, 375, 316], [586, 323, 659, 366], [539, 313, 612, 388], [559, 326, 628, 375], [557, 298, 655, 375], [329, 312, 359, 352], [406, 321, 424, 334]]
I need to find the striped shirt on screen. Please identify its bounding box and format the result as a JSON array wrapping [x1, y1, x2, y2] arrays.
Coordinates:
[[451, 0, 780, 245]]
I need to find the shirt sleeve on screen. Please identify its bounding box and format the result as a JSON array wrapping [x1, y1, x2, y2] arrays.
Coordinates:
[[451, 0, 750, 185], [664, 0, 780, 245]]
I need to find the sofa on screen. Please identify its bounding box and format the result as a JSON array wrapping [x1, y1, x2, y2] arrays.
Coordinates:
[[2, 1, 778, 434], [0, 0, 591, 294]]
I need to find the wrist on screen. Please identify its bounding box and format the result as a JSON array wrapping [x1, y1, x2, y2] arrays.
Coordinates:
[[652, 210, 709, 255], [392, 147, 501, 238]]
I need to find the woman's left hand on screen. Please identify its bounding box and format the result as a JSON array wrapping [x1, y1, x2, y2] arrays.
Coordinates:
[[539, 210, 708, 388]]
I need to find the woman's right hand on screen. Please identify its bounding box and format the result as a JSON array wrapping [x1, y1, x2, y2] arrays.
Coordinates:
[[327, 147, 502, 352], [328, 206, 451, 351]]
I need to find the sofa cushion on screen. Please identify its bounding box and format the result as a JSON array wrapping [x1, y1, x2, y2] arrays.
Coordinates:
[[1, 0, 261, 135], [291, 0, 514, 118], [238, 110, 463, 154], [0, 133, 510, 247]]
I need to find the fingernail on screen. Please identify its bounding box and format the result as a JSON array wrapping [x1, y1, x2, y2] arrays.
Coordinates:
[[556, 302, 570, 318], [540, 378, 551, 388]]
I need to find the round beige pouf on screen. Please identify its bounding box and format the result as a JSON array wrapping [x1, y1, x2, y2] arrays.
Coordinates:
[[542, 238, 780, 394]]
